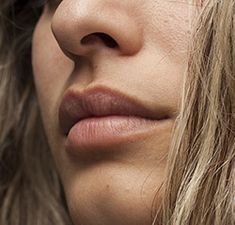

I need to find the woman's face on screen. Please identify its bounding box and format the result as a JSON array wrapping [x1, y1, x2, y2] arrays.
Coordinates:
[[32, 1, 199, 224]]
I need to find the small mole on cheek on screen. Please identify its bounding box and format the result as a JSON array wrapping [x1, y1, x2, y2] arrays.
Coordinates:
[[124, 187, 131, 193]]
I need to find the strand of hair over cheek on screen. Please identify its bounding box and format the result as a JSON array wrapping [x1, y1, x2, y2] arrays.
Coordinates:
[[0, 1, 73, 225], [157, 0, 235, 225]]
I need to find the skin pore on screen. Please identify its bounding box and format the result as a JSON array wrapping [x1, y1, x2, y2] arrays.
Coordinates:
[[32, 1, 199, 225]]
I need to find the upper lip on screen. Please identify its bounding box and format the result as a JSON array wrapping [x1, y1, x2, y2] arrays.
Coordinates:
[[58, 85, 168, 135]]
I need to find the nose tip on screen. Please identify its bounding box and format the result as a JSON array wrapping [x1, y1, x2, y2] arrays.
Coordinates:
[[51, 1, 143, 58]]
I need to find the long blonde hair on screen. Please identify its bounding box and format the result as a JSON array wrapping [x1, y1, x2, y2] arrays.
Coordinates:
[[0, 0, 234, 225], [160, 0, 235, 224]]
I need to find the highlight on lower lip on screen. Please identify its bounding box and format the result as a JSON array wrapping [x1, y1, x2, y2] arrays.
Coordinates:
[[65, 115, 167, 153]]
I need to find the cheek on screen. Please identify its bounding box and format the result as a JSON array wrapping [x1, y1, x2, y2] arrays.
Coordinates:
[[142, 1, 199, 62], [31, 14, 73, 130]]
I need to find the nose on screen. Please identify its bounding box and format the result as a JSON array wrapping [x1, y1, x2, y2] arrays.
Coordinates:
[[51, 0, 143, 59]]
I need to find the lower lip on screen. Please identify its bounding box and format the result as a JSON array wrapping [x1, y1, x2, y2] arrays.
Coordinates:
[[65, 115, 167, 153]]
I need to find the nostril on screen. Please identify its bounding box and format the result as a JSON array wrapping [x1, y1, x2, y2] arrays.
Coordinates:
[[81, 32, 118, 49]]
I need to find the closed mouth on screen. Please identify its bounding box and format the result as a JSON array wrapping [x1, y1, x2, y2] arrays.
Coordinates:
[[58, 85, 169, 136]]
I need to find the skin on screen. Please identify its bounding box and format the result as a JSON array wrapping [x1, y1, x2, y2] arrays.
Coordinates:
[[32, 0, 200, 224]]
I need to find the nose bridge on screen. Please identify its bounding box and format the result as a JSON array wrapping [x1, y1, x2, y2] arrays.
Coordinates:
[[51, 0, 143, 58]]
